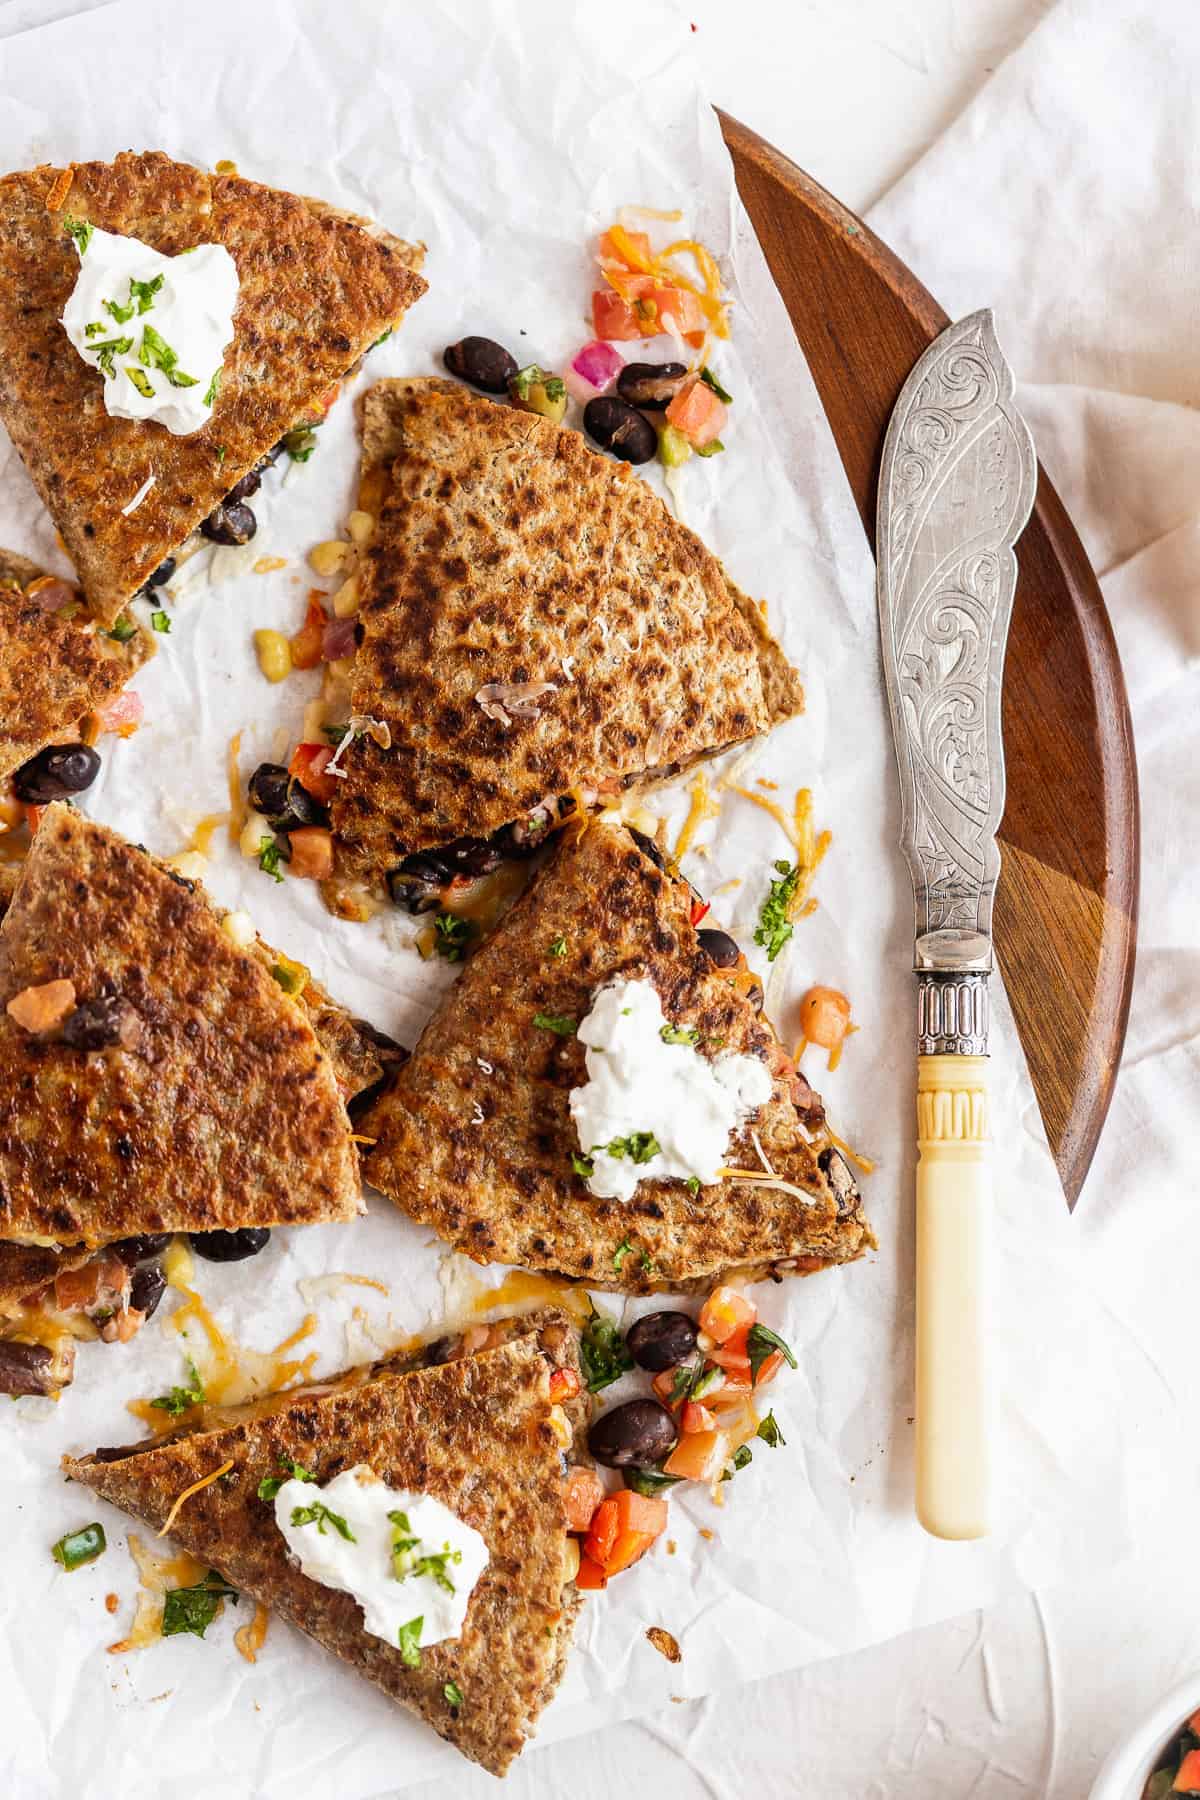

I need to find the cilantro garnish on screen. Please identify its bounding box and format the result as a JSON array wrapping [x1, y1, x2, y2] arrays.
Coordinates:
[[624, 1468, 681, 1498], [140, 323, 197, 388], [107, 616, 137, 644], [753, 859, 800, 962], [161, 1570, 238, 1638], [62, 216, 93, 256], [660, 1022, 699, 1046], [258, 836, 284, 883], [290, 1501, 355, 1541], [397, 1616, 423, 1668], [443, 1680, 464, 1709], [699, 366, 733, 404], [257, 1458, 314, 1502], [104, 295, 135, 325], [756, 1410, 786, 1449], [548, 934, 568, 959], [125, 365, 155, 400], [720, 1443, 754, 1482], [579, 1308, 633, 1393], [150, 609, 170, 634], [129, 274, 163, 314], [746, 1322, 798, 1384], [572, 1151, 595, 1179], [603, 1131, 660, 1164], [90, 335, 133, 377], [204, 370, 221, 409], [686, 1176, 701, 1196], [149, 1357, 204, 1417], [388, 1512, 463, 1592], [84, 321, 105, 339], [533, 1011, 577, 1036], [370, 328, 393, 350], [282, 424, 318, 461], [612, 1238, 633, 1273], [433, 910, 474, 963]]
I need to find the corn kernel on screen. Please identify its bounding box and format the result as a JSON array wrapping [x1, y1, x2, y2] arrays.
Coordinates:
[[253, 628, 292, 684], [240, 810, 271, 859], [561, 1536, 581, 1583], [221, 909, 256, 949], [332, 574, 361, 618], [302, 698, 328, 743], [308, 539, 349, 578], [346, 509, 375, 545], [166, 850, 208, 883], [548, 1405, 572, 1449]]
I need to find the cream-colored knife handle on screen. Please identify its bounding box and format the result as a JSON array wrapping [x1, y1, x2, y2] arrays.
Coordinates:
[[915, 1052, 990, 1541]]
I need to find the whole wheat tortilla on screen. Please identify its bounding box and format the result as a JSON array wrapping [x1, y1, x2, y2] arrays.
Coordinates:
[[0, 804, 361, 1244], [361, 820, 874, 1292], [328, 378, 804, 880], [64, 1324, 585, 1776], [0, 547, 151, 783], [0, 152, 427, 623]]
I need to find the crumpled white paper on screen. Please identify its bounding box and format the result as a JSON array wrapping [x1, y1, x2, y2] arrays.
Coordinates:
[[0, 1, 1169, 1794]]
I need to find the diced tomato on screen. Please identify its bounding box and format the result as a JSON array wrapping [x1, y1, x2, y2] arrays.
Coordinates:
[[290, 594, 328, 670], [664, 1427, 731, 1483], [598, 228, 651, 270], [592, 288, 643, 342], [289, 742, 338, 804], [54, 1254, 129, 1317], [23, 804, 44, 835], [689, 899, 710, 927], [549, 1366, 582, 1403], [698, 1286, 756, 1346], [6, 977, 75, 1034], [583, 1497, 619, 1568], [716, 1348, 784, 1392], [95, 691, 144, 738], [666, 375, 727, 446], [564, 1466, 605, 1534], [1176, 1749, 1200, 1791], [287, 827, 333, 881], [652, 1367, 687, 1410], [652, 285, 707, 343], [681, 1400, 716, 1435], [614, 1489, 669, 1538], [574, 1553, 607, 1591]]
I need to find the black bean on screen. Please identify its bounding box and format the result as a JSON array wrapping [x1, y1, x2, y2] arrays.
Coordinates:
[[13, 743, 101, 804], [438, 835, 504, 879], [819, 1146, 859, 1217], [583, 397, 657, 464], [200, 501, 257, 545], [129, 1263, 166, 1320], [110, 1233, 172, 1268], [145, 555, 176, 589], [587, 1399, 678, 1469], [0, 1339, 55, 1397], [443, 336, 519, 394], [386, 872, 444, 914], [223, 467, 262, 503], [61, 994, 135, 1052], [247, 763, 327, 832], [189, 1228, 271, 1263], [617, 361, 689, 407], [626, 1311, 698, 1373], [698, 927, 740, 969]]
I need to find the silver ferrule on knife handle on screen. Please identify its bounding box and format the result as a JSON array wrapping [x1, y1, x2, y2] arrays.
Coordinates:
[[917, 973, 990, 1057]]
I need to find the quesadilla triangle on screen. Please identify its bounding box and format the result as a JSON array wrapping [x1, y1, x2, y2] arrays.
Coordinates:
[[319, 376, 803, 909], [0, 546, 151, 784], [0, 802, 364, 1248], [63, 1312, 589, 1777], [360, 819, 875, 1293], [0, 152, 427, 625]]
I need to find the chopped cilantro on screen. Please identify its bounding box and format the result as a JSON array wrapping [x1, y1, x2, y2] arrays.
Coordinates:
[[62, 216, 93, 256], [129, 273, 163, 313], [204, 370, 222, 408], [720, 1443, 754, 1481], [757, 1410, 786, 1449], [579, 1307, 633, 1393], [660, 1022, 699, 1046], [433, 910, 474, 963], [612, 1238, 633, 1272], [623, 1468, 681, 1498], [370, 328, 393, 350], [150, 609, 171, 634], [52, 1523, 106, 1571], [443, 1680, 464, 1709], [388, 1511, 462, 1591], [603, 1131, 660, 1164], [699, 366, 733, 404], [104, 294, 135, 325], [283, 423, 319, 461], [533, 1011, 577, 1036], [107, 616, 137, 644], [753, 859, 801, 962], [256, 1458, 314, 1501], [125, 365, 155, 400], [89, 335, 133, 377], [215, 444, 227, 463], [548, 934, 568, 959], [571, 1151, 595, 1179], [84, 321, 105, 338], [746, 1322, 798, 1384], [162, 1571, 238, 1638], [290, 1501, 355, 1541], [397, 1616, 423, 1668], [149, 1357, 204, 1417], [669, 1362, 699, 1406], [140, 323, 197, 388], [258, 836, 284, 883], [686, 1176, 701, 1196]]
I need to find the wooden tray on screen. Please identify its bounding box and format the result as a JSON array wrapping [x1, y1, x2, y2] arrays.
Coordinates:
[[722, 113, 1139, 1204]]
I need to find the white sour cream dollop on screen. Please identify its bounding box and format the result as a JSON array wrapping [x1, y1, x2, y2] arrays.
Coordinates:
[[274, 1465, 489, 1651], [61, 226, 238, 435], [569, 976, 773, 1202]]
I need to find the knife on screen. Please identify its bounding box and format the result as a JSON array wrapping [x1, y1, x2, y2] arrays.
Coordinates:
[[876, 310, 1037, 1541]]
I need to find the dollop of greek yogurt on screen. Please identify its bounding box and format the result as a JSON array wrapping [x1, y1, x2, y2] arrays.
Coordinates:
[[568, 976, 773, 1202], [61, 225, 238, 435], [274, 1465, 489, 1651]]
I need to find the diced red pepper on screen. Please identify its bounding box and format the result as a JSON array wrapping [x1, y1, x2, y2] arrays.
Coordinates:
[[549, 1366, 582, 1403], [23, 804, 44, 835], [583, 1497, 619, 1568], [1175, 1749, 1200, 1791], [289, 742, 338, 805], [689, 899, 710, 927], [290, 594, 328, 670], [681, 1400, 716, 1435], [574, 1553, 607, 1590], [287, 827, 334, 881]]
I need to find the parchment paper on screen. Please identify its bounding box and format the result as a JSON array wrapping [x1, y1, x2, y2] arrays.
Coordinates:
[[0, 2, 1161, 1793]]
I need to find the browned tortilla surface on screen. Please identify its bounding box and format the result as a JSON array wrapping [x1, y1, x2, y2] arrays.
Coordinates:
[[0, 152, 427, 622], [0, 804, 361, 1243], [328, 378, 804, 877], [362, 821, 874, 1291], [0, 546, 150, 782], [65, 1325, 584, 1776]]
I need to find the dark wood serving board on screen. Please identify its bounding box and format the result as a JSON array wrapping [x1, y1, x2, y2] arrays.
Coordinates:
[[721, 113, 1139, 1204]]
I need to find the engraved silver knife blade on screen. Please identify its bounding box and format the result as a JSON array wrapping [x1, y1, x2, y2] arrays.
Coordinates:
[[876, 309, 1037, 1053]]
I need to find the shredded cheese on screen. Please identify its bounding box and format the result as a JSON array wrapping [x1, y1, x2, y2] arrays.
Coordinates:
[[157, 1459, 235, 1538], [717, 1167, 817, 1207], [120, 473, 156, 516], [673, 770, 721, 861], [234, 1602, 269, 1664], [226, 731, 246, 843]]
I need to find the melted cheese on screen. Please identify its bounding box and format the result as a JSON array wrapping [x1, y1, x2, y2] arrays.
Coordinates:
[[673, 770, 720, 861], [108, 1533, 209, 1654], [157, 1458, 235, 1537], [226, 731, 246, 842], [469, 1268, 592, 1327], [234, 1602, 269, 1664]]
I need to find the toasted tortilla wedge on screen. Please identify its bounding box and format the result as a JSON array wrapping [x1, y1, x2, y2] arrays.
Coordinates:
[[0, 152, 427, 623], [361, 820, 874, 1292], [326, 378, 803, 885], [64, 1317, 587, 1776], [0, 803, 362, 1245], [0, 547, 151, 783]]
